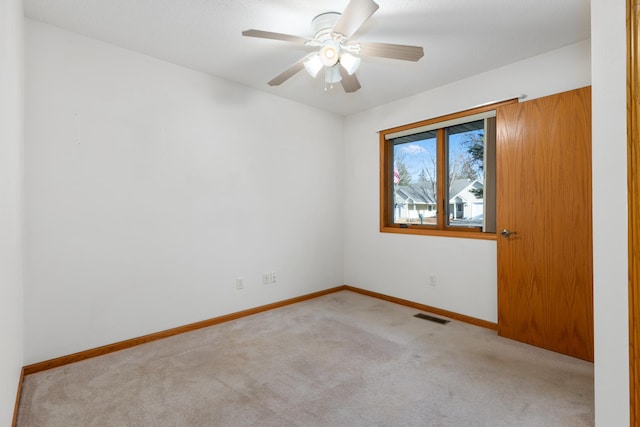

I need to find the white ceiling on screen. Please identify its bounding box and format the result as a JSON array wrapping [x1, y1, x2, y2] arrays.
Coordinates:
[[23, 0, 591, 116]]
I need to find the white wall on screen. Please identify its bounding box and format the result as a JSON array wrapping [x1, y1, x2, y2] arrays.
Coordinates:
[[0, 0, 23, 423], [24, 20, 344, 364], [592, 0, 629, 424], [343, 40, 591, 324]]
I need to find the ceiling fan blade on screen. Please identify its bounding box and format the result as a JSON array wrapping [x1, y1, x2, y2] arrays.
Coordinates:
[[339, 66, 361, 93], [358, 41, 424, 61], [331, 0, 379, 39], [267, 56, 309, 86], [242, 29, 309, 44]]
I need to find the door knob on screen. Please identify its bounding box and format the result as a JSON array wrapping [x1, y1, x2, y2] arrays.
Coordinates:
[[501, 229, 517, 238]]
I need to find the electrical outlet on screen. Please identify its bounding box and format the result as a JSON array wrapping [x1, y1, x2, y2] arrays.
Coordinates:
[[262, 273, 270, 284], [429, 275, 437, 286], [236, 277, 244, 290], [270, 271, 277, 283]]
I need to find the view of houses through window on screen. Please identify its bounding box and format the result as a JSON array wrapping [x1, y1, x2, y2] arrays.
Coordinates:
[[392, 119, 487, 228], [381, 101, 511, 237]]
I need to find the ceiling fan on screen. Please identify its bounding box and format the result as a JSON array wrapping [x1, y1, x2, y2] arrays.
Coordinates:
[[242, 0, 424, 93]]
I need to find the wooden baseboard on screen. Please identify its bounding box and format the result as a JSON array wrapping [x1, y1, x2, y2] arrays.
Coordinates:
[[12, 367, 24, 427], [23, 286, 346, 376], [22, 284, 495, 377], [343, 285, 498, 331]]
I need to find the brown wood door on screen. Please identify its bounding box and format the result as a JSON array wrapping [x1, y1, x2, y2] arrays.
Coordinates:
[[496, 86, 593, 362]]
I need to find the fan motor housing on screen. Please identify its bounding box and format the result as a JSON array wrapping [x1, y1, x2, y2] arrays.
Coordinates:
[[311, 12, 341, 40]]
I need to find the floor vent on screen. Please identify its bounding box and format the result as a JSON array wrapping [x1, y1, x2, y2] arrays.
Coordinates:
[[414, 313, 450, 324]]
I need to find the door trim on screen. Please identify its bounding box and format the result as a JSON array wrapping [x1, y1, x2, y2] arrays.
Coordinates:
[[628, 0, 640, 424]]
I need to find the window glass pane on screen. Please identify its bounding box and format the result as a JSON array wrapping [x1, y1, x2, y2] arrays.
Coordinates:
[[380, 101, 510, 237], [445, 119, 485, 228], [392, 130, 437, 225]]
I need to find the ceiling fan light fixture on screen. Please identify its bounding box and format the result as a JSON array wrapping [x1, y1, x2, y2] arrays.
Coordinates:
[[325, 64, 342, 84], [304, 54, 323, 78], [319, 41, 340, 67], [242, 0, 424, 94], [340, 52, 361, 75]]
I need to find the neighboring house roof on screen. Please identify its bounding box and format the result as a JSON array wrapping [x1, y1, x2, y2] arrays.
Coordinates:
[[396, 184, 437, 204], [449, 179, 483, 203], [395, 179, 482, 205]]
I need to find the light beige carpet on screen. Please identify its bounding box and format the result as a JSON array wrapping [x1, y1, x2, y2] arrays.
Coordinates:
[[17, 290, 594, 426]]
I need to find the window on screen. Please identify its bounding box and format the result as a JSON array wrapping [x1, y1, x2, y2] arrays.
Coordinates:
[[380, 100, 516, 239]]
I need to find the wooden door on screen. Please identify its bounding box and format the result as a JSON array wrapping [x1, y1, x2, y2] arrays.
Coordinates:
[[496, 86, 593, 362]]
